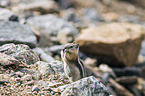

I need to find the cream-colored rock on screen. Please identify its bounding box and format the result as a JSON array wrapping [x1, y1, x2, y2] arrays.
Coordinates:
[[76, 23, 145, 67], [12, 1, 59, 14]]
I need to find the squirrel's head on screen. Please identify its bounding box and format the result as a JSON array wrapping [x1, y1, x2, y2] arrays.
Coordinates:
[[62, 43, 79, 61]]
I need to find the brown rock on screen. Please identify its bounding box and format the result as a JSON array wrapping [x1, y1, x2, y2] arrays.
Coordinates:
[[76, 23, 145, 67]]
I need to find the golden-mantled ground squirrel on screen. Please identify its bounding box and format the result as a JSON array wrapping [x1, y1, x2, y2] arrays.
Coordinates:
[[61, 43, 86, 82]]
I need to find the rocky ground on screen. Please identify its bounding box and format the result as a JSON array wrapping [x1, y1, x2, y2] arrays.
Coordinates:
[[0, 0, 145, 96]]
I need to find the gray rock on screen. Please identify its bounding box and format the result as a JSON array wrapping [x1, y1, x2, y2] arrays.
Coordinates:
[[140, 40, 145, 56], [59, 76, 109, 96], [0, 0, 10, 7], [82, 8, 100, 23], [61, 8, 81, 23], [61, 8, 86, 29], [57, 0, 75, 9], [119, 15, 140, 23], [57, 27, 75, 44], [36, 61, 66, 78], [0, 43, 40, 65], [46, 44, 64, 55], [27, 14, 78, 47], [35, 61, 69, 88], [33, 47, 55, 63], [0, 21, 37, 48], [32, 85, 40, 92]]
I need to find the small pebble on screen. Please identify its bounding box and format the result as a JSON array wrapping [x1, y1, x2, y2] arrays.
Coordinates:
[[25, 80, 34, 85], [10, 70, 15, 76], [32, 85, 40, 92], [15, 71, 24, 77], [21, 74, 33, 81]]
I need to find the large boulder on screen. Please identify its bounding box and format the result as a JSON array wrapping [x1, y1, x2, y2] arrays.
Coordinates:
[[76, 23, 145, 67], [59, 76, 109, 96], [0, 43, 40, 65], [0, 21, 36, 48]]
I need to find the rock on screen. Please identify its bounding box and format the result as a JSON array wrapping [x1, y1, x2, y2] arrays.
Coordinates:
[[10, 70, 15, 76], [35, 61, 69, 89], [112, 67, 142, 77], [59, 76, 109, 96], [15, 71, 24, 77], [130, 0, 145, 8], [135, 77, 145, 95], [109, 78, 134, 96], [0, 53, 19, 69], [76, 23, 145, 67], [119, 15, 140, 23], [99, 64, 114, 73], [99, 64, 116, 78], [21, 74, 33, 81], [0, 0, 10, 8], [102, 12, 119, 22], [0, 8, 18, 21], [32, 85, 40, 92], [84, 57, 97, 67], [57, 27, 75, 44], [56, 0, 75, 9], [0, 21, 37, 48], [38, 80, 48, 88], [140, 40, 145, 56], [36, 61, 66, 78], [14, 1, 59, 14], [33, 47, 55, 63], [45, 45, 64, 56], [0, 43, 40, 65], [61, 8, 80, 23], [60, 8, 85, 29], [27, 14, 78, 47], [81, 8, 100, 24], [18, 68, 37, 75], [101, 0, 112, 5], [116, 76, 138, 84]]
